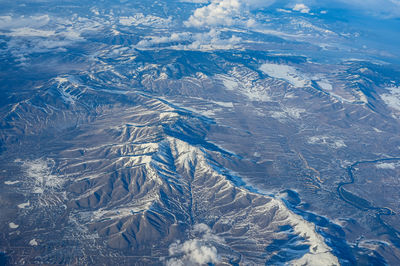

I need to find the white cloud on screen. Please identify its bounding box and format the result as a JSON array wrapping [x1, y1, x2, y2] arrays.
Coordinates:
[[292, 3, 310, 13], [185, 0, 242, 27], [288, 0, 400, 18], [0, 15, 87, 40], [184, 0, 276, 28], [167, 239, 219, 266], [192, 223, 224, 242], [187, 29, 241, 50], [166, 224, 223, 266], [135, 30, 240, 51], [136, 32, 192, 48], [0, 14, 101, 62], [277, 8, 293, 13]]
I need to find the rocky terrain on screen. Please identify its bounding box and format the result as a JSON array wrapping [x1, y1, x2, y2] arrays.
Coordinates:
[[1, 0, 400, 265]]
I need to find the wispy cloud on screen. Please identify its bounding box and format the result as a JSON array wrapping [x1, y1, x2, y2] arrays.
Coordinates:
[[0, 14, 102, 63], [136, 32, 192, 48], [187, 29, 241, 50], [0, 15, 50, 29], [135, 29, 240, 51]]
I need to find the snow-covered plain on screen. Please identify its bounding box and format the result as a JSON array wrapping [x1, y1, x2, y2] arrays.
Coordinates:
[[260, 63, 310, 88]]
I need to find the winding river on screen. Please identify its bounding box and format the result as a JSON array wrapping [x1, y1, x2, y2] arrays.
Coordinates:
[[337, 157, 400, 245]]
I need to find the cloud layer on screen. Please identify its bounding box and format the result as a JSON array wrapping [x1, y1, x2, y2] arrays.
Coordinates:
[[136, 29, 241, 51], [184, 0, 400, 27]]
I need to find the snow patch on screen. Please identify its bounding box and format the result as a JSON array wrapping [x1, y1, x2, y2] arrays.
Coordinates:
[[284, 107, 306, 119], [91, 201, 154, 221], [119, 13, 171, 28], [22, 159, 64, 194], [276, 200, 339, 266], [376, 162, 398, 169], [4, 180, 20, 185], [270, 107, 306, 120], [54, 76, 78, 104], [260, 63, 309, 88], [9, 222, 19, 229], [169, 137, 199, 170], [291, 252, 338, 266], [220, 75, 239, 91], [18, 201, 30, 209], [308, 136, 346, 149], [201, 109, 218, 116], [54, 77, 69, 83], [381, 86, 400, 112], [317, 80, 333, 91], [29, 239, 38, 246], [356, 90, 368, 103], [158, 72, 168, 80], [373, 127, 383, 133], [212, 101, 234, 108], [217, 72, 271, 102], [160, 112, 179, 120]]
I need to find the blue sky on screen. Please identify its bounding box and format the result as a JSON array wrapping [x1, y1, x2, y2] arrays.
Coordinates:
[[279, 0, 400, 18]]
